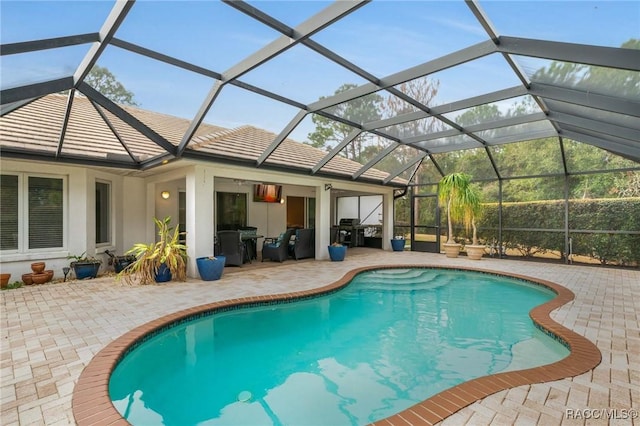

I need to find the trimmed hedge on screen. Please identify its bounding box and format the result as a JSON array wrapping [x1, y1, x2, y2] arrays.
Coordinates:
[[474, 198, 640, 267]]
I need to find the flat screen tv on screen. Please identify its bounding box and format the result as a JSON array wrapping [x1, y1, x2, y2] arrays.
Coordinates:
[[253, 184, 282, 203]]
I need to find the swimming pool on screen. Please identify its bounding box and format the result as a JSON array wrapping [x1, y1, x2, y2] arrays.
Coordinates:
[[108, 268, 570, 425]]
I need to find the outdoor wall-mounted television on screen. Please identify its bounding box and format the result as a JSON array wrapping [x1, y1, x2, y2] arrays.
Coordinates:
[[253, 184, 283, 203]]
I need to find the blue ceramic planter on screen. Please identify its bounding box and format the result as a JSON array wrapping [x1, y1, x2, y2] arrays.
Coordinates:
[[391, 239, 405, 251], [71, 262, 101, 280], [328, 245, 347, 261], [155, 263, 172, 283], [196, 256, 226, 281]]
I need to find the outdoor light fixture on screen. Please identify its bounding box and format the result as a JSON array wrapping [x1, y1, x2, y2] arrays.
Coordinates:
[[161, 191, 170, 200], [325, 184, 332, 191], [280, 198, 285, 204]]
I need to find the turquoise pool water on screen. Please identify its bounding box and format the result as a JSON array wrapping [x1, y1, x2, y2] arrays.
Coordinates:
[[109, 268, 569, 425]]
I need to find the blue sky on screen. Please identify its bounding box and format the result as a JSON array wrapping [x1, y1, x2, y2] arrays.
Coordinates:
[[2, 1, 638, 142]]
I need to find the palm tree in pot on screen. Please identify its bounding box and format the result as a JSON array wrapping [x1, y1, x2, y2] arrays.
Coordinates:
[[461, 183, 485, 260], [438, 172, 482, 258]]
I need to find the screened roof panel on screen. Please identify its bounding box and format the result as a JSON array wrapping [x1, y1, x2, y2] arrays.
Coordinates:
[[515, 56, 640, 101], [431, 148, 497, 181], [202, 84, 302, 140], [91, 46, 216, 127], [0, 95, 65, 153], [478, 120, 557, 146], [239, 44, 368, 105], [424, 54, 522, 107], [113, 1, 281, 73], [564, 139, 640, 173], [1, 0, 638, 184], [0, 1, 114, 43], [317, 132, 396, 175], [489, 138, 564, 178], [481, 1, 640, 48], [97, 104, 167, 161], [414, 134, 482, 153], [320, 90, 384, 125], [412, 157, 444, 187], [310, 1, 488, 76], [380, 116, 448, 140], [443, 95, 542, 127], [545, 100, 640, 132], [1, 46, 89, 90], [62, 94, 134, 161]]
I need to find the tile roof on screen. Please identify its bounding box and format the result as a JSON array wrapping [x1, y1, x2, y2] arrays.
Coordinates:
[[1, 94, 405, 185]]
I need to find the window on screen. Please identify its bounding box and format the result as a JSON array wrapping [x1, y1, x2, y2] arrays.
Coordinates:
[[0, 173, 64, 252], [1, 175, 19, 250], [95, 181, 111, 244], [29, 177, 63, 249]]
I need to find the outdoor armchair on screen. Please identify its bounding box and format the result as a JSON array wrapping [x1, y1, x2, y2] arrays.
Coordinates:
[[262, 229, 295, 262]]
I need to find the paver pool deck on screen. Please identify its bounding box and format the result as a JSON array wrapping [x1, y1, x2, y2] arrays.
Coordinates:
[[1, 249, 638, 425]]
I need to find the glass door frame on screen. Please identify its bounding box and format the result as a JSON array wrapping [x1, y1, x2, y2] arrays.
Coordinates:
[[410, 191, 441, 253]]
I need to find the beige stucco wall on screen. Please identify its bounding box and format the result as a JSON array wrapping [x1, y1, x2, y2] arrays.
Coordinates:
[[0, 158, 396, 281]]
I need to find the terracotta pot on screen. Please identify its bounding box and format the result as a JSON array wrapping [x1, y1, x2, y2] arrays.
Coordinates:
[[443, 243, 461, 258], [466, 245, 486, 260], [31, 262, 45, 273], [22, 273, 33, 285], [0, 273, 10, 289], [31, 273, 49, 285], [44, 270, 54, 282]]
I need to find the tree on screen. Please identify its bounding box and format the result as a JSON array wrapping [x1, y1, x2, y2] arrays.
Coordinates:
[[84, 65, 138, 106], [307, 83, 382, 161]]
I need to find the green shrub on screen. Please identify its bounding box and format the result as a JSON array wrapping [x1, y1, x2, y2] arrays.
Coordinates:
[[476, 198, 639, 266]]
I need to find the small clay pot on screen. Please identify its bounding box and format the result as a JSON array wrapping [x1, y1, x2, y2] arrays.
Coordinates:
[[31, 262, 45, 274], [0, 273, 10, 289], [31, 273, 49, 285], [22, 273, 33, 285], [44, 270, 54, 282]]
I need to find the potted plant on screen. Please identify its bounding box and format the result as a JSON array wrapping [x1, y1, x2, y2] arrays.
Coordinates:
[[438, 172, 482, 258], [463, 184, 486, 260], [390, 235, 405, 251], [328, 241, 347, 261], [68, 253, 102, 280], [196, 255, 226, 281], [119, 216, 187, 285]]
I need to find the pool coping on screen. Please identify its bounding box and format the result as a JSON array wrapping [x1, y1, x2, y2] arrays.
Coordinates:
[[71, 265, 602, 426]]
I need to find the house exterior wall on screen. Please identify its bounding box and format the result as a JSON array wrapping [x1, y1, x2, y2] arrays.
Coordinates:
[[0, 158, 396, 282], [0, 159, 147, 281]]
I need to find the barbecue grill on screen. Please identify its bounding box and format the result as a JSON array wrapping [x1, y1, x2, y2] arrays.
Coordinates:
[[337, 218, 363, 247]]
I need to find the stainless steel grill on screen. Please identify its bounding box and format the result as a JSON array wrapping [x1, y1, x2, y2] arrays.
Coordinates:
[[338, 218, 362, 247]]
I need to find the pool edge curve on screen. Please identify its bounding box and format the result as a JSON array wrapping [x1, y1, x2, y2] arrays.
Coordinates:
[[71, 265, 602, 426]]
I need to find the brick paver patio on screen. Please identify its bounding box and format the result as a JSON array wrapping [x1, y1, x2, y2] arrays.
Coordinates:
[[1, 249, 638, 425]]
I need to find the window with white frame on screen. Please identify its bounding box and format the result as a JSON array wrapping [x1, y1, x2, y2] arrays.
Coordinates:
[[0, 173, 64, 252], [95, 181, 111, 245]]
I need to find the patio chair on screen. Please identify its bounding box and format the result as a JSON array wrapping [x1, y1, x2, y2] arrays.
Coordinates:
[[262, 229, 295, 262], [216, 230, 245, 266], [290, 228, 315, 260]]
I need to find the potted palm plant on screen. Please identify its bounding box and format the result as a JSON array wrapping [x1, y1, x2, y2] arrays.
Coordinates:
[[438, 172, 483, 258], [119, 216, 187, 285], [462, 184, 486, 260]]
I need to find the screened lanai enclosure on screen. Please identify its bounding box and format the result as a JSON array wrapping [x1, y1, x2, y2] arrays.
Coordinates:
[[1, 0, 639, 267]]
